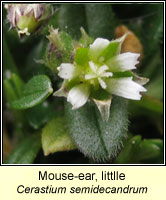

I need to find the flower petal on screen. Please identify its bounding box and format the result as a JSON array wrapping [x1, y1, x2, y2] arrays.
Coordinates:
[[89, 38, 110, 61], [93, 97, 112, 121], [106, 77, 147, 100], [67, 84, 90, 109], [58, 63, 76, 80], [106, 52, 140, 72]]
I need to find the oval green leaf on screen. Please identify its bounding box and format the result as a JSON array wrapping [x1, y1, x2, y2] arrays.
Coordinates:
[[65, 96, 128, 162], [5, 133, 41, 164], [10, 75, 53, 110]]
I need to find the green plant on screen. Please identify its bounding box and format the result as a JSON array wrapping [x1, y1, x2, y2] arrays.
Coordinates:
[[3, 3, 163, 164]]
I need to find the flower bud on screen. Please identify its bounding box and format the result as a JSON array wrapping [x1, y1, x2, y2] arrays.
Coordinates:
[[5, 4, 51, 36], [44, 26, 74, 72]]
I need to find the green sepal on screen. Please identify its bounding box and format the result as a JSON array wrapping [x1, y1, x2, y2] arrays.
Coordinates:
[[101, 41, 120, 62], [74, 47, 89, 66]]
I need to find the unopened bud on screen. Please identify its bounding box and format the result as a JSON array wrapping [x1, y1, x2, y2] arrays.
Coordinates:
[[44, 26, 74, 72], [5, 4, 51, 36]]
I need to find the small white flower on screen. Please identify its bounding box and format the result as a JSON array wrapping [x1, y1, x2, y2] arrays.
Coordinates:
[[54, 34, 148, 121]]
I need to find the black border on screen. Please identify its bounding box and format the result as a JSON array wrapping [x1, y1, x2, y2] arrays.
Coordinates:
[[1, 0, 165, 166]]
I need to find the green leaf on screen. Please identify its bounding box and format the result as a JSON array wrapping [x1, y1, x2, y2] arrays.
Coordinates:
[[115, 135, 163, 164], [4, 73, 24, 103], [3, 36, 19, 77], [5, 133, 41, 164], [26, 101, 55, 129], [141, 4, 163, 57], [85, 4, 117, 39], [58, 4, 87, 39], [146, 77, 163, 100], [42, 117, 76, 156], [115, 135, 142, 164], [137, 139, 162, 161], [10, 75, 53, 110], [133, 95, 163, 114], [3, 73, 28, 140], [65, 96, 128, 162], [74, 48, 89, 66]]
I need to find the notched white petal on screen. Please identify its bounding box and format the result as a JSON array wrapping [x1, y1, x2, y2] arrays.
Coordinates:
[[93, 97, 112, 121], [107, 52, 140, 72], [106, 77, 147, 100], [58, 63, 76, 80], [67, 84, 90, 109]]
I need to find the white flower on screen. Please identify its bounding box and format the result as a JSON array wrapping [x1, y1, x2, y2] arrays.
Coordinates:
[[54, 35, 148, 121]]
